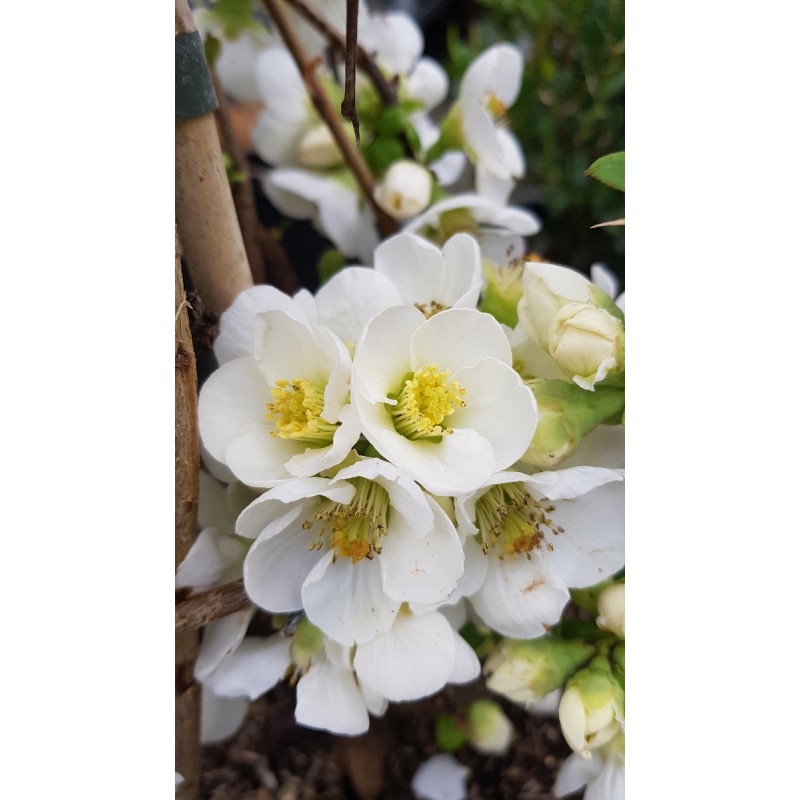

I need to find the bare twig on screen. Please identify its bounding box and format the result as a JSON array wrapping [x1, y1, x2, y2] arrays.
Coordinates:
[[283, 0, 398, 107], [340, 0, 360, 143], [262, 0, 398, 237], [176, 579, 251, 632], [175, 228, 201, 800]]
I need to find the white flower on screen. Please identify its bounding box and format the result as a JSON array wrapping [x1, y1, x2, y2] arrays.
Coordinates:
[[313, 232, 483, 345], [198, 309, 360, 487], [264, 168, 379, 262], [199, 684, 250, 745], [459, 44, 526, 199], [404, 193, 541, 260], [240, 458, 465, 645], [455, 467, 624, 638], [412, 754, 470, 800], [553, 734, 625, 800], [350, 306, 538, 495], [374, 161, 433, 220]]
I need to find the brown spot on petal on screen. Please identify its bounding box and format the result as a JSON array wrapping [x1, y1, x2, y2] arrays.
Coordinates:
[[522, 579, 546, 594]]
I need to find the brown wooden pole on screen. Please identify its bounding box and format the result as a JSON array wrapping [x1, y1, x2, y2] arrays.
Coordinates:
[[176, 0, 254, 317], [175, 230, 201, 800]]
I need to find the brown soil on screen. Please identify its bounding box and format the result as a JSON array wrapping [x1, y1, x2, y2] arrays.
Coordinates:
[[200, 680, 575, 800]]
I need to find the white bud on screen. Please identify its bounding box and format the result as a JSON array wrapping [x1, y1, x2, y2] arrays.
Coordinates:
[[297, 124, 343, 168], [373, 160, 433, 219], [596, 583, 625, 638], [547, 302, 624, 390]]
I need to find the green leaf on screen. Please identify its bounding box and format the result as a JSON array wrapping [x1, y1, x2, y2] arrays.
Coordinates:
[[585, 152, 625, 192]]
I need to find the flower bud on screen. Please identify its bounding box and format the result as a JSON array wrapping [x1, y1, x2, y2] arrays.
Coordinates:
[[519, 379, 624, 468], [466, 700, 514, 755], [373, 160, 433, 219], [517, 262, 624, 391], [297, 123, 344, 169], [547, 302, 625, 390], [558, 657, 624, 756], [484, 638, 595, 709], [289, 617, 324, 671], [596, 583, 625, 639]]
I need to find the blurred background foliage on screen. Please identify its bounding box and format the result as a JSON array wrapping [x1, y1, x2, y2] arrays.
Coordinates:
[[442, 0, 624, 280]]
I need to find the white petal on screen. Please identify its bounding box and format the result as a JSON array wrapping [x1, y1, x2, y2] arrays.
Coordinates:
[[469, 555, 570, 638], [428, 150, 467, 186], [590, 263, 619, 300], [198, 358, 268, 465], [215, 31, 272, 104], [315, 266, 403, 343], [478, 231, 525, 265], [374, 233, 449, 307], [351, 305, 424, 404], [295, 659, 370, 735], [379, 495, 464, 605], [584, 759, 625, 800], [263, 169, 324, 219], [410, 308, 512, 372], [553, 752, 603, 798], [440, 233, 483, 308], [354, 610, 455, 701], [317, 183, 379, 259], [302, 551, 400, 645], [243, 513, 324, 612], [215, 285, 311, 365], [225, 422, 302, 487], [461, 99, 509, 179], [175, 527, 249, 594], [359, 11, 422, 76], [195, 609, 255, 681], [200, 685, 249, 744], [537, 479, 625, 588], [405, 57, 449, 109], [284, 405, 362, 478], [449, 633, 480, 684], [495, 128, 525, 178], [411, 754, 469, 800], [460, 43, 523, 108], [525, 465, 623, 501], [203, 636, 292, 700], [449, 357, 537, 470]]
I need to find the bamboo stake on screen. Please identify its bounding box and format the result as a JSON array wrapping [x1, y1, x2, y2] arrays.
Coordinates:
[[176, 0, 254, 317], [175, 231, 201, 800]]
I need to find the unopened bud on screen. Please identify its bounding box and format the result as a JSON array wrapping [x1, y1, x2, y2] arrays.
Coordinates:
[[466, 700, 514, 755], [548, 302, 625, 391], [374, 160, 433, 219], [289, 617, 324, 671], [558, 657, 624, 756], [596, 583, 625, 639], [520, 379, 624, 468], [484, 638, 595, 709], [297, 124, 344, 169]]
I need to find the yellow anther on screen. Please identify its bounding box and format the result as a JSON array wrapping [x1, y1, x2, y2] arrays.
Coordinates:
[[389, 365, 466, 440], [265, 377, 338, 445]]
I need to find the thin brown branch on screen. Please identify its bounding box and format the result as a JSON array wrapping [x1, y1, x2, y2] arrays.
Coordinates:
[[283, 0, 398, 107], [262, 0, 398, 237], [175, 223, 201, 800], [340, 0, 360, 143], [176, 579, 251, 632]]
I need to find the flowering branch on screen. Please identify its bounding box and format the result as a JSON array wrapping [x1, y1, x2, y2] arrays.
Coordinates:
[[261, 0, 398, 237], [341, 0, 360, 142], [175, 579, 251, 632], [283, 0, 399, 107]]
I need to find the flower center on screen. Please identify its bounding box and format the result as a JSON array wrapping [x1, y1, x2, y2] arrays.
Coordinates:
[[387, 365, 466, 440], [474, 482, 565, 560], [414, 300, 448, 318], [266, 378, 339, 445], [487, 93, 507, 119], [306, 477, 391, 564]]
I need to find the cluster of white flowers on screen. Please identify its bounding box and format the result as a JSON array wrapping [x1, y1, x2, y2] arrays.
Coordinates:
[[182, 1, 625, 795]]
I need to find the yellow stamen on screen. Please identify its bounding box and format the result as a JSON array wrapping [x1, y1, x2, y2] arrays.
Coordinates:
[[388, 365, 466, 440], [266, 378, 338, 445], [414, 300, 448, 319], [474, 482, 562, 560], [309, 478, 391, 564], [487, 93, 507, 119]]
